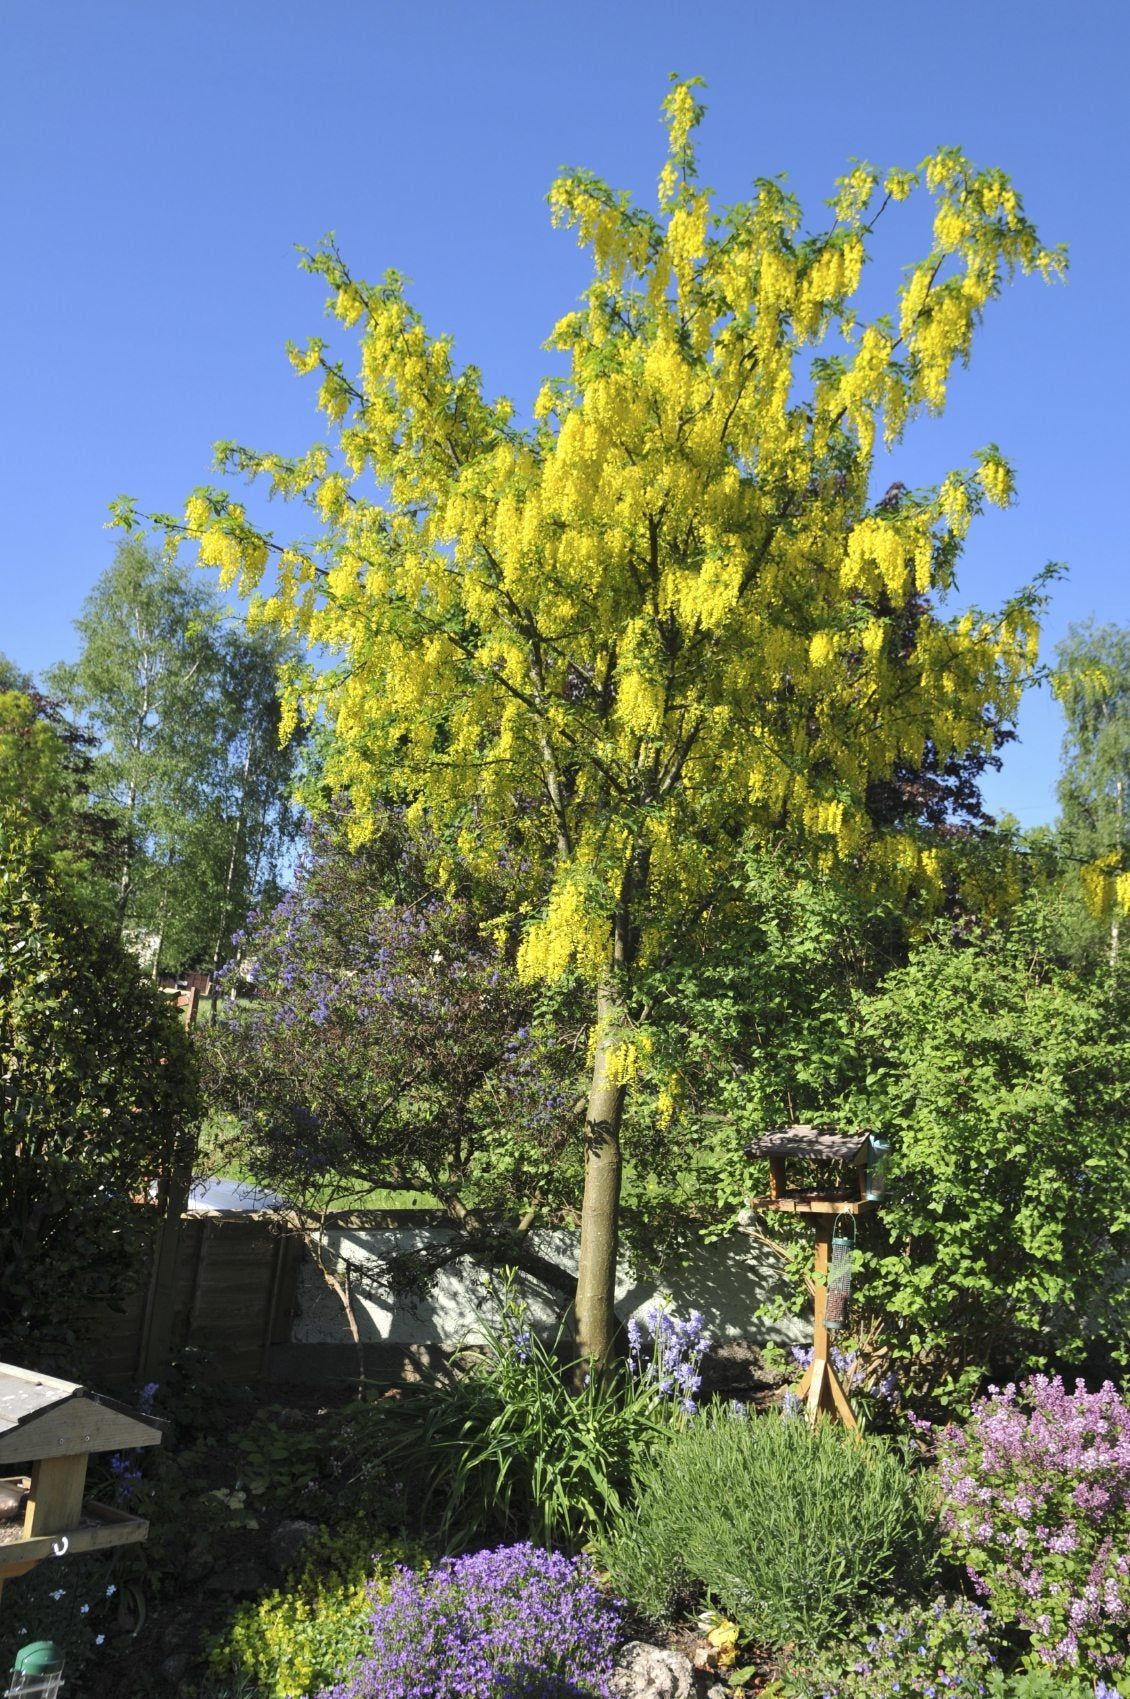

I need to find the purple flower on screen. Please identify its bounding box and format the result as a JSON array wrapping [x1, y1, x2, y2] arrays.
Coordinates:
[[321, 1543, 620, 1698], [936, 1375, 1130, 1669]]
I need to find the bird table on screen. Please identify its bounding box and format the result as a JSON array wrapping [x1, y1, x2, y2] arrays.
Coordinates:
[[0, 1364, 164, 1607], [746, 1126, 879, 1430]]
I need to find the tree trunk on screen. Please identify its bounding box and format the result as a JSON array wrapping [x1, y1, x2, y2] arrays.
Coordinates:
[[574, 976, 627, 1368], [209, 734, 254, 1020], [1112, 777, 1124, 969]]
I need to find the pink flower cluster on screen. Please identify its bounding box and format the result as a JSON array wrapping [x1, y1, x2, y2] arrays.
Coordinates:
[[936, 1375, 1130, 1670]]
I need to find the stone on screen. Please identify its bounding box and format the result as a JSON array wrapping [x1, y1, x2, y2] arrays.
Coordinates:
[[610, 1642, 694, 1699], [202, 1560, 269, 1597], [159, 1651, 190, 1682], [269, 1516, 321, 1574]]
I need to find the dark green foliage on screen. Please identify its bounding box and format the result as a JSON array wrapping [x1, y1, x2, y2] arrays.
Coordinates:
[[0, 843, 198, 1363], [0, 1551, 120, 1694], [0, 684, 122, 925], [599, 1407, 938, 1649]]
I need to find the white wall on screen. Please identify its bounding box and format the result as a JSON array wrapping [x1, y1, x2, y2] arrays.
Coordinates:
[[289, 1225, 808, 1348]]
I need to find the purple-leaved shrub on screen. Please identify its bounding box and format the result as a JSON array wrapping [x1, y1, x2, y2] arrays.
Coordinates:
[[320, 1543, 620, 1699], [936, 1375, 1130, 1672]]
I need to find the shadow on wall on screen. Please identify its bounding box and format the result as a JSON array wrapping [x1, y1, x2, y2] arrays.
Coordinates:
[[289, 1225, 808, 1349]]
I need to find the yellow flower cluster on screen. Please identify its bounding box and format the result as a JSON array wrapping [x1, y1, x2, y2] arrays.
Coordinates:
[[162, 88, 1061, 990]]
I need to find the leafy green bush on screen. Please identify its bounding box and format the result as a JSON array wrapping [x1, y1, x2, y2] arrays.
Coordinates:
[[390, 1281, 702, 1551], [599, 1406, 938, 1649], [849, 917, 1130, 1409], [211, 1575, 372, 1699], [0, 841, 198, 1362], [209, 1550, 408, 1699]]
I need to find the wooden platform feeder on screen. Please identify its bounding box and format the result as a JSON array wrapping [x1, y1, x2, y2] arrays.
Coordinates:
[[0, 1364, 164, 1606], [746, 1125, 885, 1430]]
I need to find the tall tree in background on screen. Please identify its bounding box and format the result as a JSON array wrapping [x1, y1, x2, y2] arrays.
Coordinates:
[[0, 685, 121, 924], [140, 84, 1062, 1362], [0, 654, 35, 694], [1051, 622, 1130, 964], [49, 538, 302, 974]]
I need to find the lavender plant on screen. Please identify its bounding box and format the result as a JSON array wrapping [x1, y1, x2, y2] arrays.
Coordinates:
[[936, 1375, 1130, 1673], [599, 1403, 938, 1648], [320, 1544, 621, 1699]]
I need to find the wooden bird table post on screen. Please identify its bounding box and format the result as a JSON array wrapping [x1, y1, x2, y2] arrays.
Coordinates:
[[745, 1125, 884, 1430]]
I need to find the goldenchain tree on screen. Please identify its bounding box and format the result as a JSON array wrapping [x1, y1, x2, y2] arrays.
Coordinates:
[[134, 83, 1063, 1363]]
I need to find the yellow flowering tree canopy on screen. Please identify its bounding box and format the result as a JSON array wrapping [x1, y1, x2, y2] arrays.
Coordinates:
[[131, 81, 1063, 1360]]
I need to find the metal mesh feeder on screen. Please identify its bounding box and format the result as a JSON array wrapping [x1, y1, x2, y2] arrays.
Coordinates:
[[824, 1212, 855, 1333]]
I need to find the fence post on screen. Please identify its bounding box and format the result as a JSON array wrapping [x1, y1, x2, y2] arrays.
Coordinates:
[[135, 990, 198, 1379]]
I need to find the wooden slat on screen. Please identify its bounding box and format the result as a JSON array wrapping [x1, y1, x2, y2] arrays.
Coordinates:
[[0, 1390, 162, 1464], [2, 1501, 149, 1568], [748, 1195, 875, 1215], [746, 1126, 868, 1161]]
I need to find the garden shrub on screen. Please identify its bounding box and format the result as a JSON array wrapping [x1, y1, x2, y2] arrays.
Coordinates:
[[849, 919, 1130, 1409], [936, 1375, 1130, 1674], [0, 841, 198, 1362], [211, 1533, 427, 1698], [211, 1573, 376, 1699], [321, 1543, 620, 1699], [778, 1595, 1003, 1699], [600, 1405, 938, 1649], [394, 1284, 706, 1551]]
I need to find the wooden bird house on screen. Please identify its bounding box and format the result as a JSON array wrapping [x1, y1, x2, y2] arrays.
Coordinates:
[[746, 1125, 886, 1429], [0, 1365, 164, 1601], [746, 1124, 878, 1212]]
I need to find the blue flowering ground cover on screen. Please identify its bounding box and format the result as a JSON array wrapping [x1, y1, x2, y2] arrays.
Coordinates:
[[318, 1544, 620, 1699]]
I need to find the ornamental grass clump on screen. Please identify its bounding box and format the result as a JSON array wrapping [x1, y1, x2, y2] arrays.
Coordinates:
[[400, 1282, 705, 1551], [319, 1544, 620, 1699], [936, 1374, 1130, 1673], [599, 1404, 938, 1649]]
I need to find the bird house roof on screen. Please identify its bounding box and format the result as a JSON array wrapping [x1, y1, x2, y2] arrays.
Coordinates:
[[745, 1125, 869, 1162], [0, 1364, 164, 1465]]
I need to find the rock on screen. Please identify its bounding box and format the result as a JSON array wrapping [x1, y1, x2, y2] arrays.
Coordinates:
[[269, 1517, 321, 1574], [202, 1561, 269, 1598], [610, 1642, 694, 1699], [159, 1651, 190, 1683]]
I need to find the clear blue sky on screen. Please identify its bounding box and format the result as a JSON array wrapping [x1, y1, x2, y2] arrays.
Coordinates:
[[2, 0, 1126, 826]]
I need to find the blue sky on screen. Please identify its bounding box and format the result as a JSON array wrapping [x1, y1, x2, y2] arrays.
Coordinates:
[[1, 0, 1126, 826]]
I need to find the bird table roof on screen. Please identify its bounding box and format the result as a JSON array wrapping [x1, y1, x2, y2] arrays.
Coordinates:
[[0, 1364, 165, 1465], [745, 1125, 869, 1162]]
